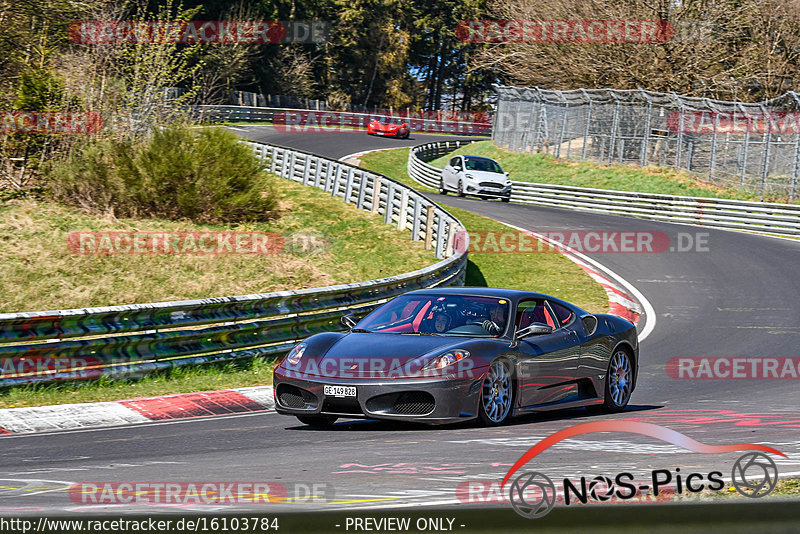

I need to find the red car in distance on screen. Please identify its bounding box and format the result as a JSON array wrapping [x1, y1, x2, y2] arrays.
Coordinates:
[[367, 116, 410, 138]]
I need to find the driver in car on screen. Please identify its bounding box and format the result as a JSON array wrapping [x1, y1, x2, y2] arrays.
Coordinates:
[[481, 303, 506, 336]]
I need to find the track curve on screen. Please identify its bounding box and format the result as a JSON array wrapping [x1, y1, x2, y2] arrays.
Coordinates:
[[2, 127, 798, 515]]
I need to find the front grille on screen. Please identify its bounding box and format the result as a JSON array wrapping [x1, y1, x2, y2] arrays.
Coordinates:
[[277, 384, 317, 409], [392, 392, 435, 415], [479, 182, 503, 189]]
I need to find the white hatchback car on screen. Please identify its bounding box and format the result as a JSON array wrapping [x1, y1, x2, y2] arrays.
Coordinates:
[[439, 155, 511, 201]]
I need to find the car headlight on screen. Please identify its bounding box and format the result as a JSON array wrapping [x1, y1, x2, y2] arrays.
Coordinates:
[[505, 179, 512, 186], [422, 349, 470, 370], [465, 174, 475, 180], [286, 343, 307, 366]]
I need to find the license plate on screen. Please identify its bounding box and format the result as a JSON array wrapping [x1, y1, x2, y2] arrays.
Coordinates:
[[324, 385, 356, 397]]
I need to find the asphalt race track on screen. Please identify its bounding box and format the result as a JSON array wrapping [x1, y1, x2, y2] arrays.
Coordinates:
[[2, 125, 799, 516]]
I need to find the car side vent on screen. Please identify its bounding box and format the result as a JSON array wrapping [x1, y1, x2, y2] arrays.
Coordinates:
[[582, 315, 598, 336]]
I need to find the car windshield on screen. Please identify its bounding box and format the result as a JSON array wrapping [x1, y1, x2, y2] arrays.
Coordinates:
[[375, 117, 405, 125], [355, 294, 510, 337], [464, 158, 503, 173]]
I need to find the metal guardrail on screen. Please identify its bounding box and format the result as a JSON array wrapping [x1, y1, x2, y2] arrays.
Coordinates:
[[407, 140, 480, 189], [0, 141, 468, 387], [408, 140, 800, 238]]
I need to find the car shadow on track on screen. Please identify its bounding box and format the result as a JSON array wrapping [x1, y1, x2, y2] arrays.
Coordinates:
[[282, 404, 664, 432]]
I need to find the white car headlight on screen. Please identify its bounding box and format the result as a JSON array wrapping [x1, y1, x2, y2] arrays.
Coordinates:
[[505, 179, 512, 186]]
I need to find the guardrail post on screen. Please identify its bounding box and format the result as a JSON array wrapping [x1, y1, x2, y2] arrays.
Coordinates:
[[372, 177, 382, 213], [356, 172, 367, 209], [434, 214, 445, 259], [398, 190, 409, 230], [302, 156, 311, 185], [384, 183, 395, 224], [411, 197, 422, 241], [331, 166, 343, 197], [344, 168, 354, 203], [269, 147, 277, 173], [286, 151, 296, 180], [424, 205, 435, 250], [323, 163, 334, 192], [445, 221, 454, 257], [313, 160, 323, 188]]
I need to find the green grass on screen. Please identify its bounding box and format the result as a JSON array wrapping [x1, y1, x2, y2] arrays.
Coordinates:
[[0, 172, 432, 312], [358, 148, 609, 313], [0, 357, 275, 409], [428, 141, 795, 203]]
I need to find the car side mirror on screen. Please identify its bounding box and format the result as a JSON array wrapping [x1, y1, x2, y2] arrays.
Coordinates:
[[510, 322, 553, 348], [341, 314, 358, 329]]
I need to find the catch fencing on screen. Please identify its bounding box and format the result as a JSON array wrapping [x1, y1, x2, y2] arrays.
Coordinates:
[[408, 140, 800, 238], [0, 141, 468, 387], [493, 85, 800, 200]]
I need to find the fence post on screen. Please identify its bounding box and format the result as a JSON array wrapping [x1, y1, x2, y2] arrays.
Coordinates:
[[555, 92, 568, 159], [323, 162, 334, 192], [397, 190, 409, 230], [674, 95, 684, 168], [424, 205, 435, 250], [411, 197, 422, 241], [760, 103, 772, 201], [608, 92, 620, 164], [707, 99, 718, 181], [738, 104, 750, 187], [372, 177, 382, 213], [640, 91, 652, 166], [580, 90, 592, 161]]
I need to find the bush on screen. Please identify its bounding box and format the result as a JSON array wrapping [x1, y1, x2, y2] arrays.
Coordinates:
[[48, 124, 277, 223]]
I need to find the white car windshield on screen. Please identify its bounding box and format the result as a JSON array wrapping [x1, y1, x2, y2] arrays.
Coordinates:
[[464, 158, 503, 173]]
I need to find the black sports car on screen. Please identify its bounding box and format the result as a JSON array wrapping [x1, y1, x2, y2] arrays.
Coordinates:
[[273, 287, 639, 427]]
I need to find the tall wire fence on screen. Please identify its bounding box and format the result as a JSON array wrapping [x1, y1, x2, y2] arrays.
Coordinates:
[[493, 85, 800, 200]]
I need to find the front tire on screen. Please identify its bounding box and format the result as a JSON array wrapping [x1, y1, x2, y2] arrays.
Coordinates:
[[296, 415, 338, 427], [457, 180, 465, 197], [479, 359, 514, 426], [439, 178, 448, 195], [502, 196, 510, 203]]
